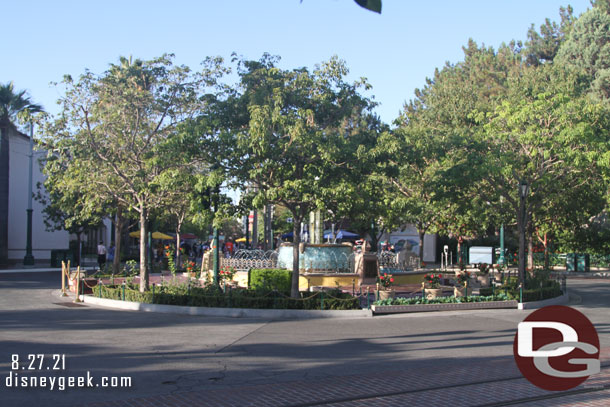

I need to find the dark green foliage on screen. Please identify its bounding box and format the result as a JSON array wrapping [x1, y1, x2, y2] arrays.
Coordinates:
[[375, 294, 510, 306], [96, 284, 360, 310], [480, 274, 562, 302], [354, 0, 381, 13], [248, 269, 292, 295]]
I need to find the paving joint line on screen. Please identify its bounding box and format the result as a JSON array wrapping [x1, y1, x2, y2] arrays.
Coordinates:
[[285, 363, 610, 407], [475, 384, 609, 407]]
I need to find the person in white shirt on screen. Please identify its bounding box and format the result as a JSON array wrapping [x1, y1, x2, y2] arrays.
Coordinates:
[[97, 242, 107, 271]]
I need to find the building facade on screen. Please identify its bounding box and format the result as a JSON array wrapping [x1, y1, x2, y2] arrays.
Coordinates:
[[1, 124, 70, 265]]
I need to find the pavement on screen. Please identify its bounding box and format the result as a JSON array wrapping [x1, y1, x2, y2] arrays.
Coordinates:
[[0, 270, 609, 406]]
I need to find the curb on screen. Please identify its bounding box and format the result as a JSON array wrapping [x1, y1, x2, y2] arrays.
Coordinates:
[[81, 295, 373, 319], [371, 300, 518, 314], [517, 292, 570, 310], [0, 268, 62, 274]]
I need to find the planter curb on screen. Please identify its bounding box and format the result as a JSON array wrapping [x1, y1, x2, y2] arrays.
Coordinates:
[[81, 295, 373, 319]]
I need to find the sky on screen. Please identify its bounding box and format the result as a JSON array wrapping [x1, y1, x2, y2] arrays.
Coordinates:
[[2, 0, 593, 127]]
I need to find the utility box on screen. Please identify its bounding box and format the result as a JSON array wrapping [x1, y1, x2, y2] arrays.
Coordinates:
[[469, 246, 494, 265]]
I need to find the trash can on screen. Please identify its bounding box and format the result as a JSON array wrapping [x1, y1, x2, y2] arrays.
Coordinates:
[[50, 249, 75, 267], [565, 253, 576, 272], [576, 253, 590, 272]]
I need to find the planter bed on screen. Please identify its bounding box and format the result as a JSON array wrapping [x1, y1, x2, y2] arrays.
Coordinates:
[[372, 300, 518, 314]]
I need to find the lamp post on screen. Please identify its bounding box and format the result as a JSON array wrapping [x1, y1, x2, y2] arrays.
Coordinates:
[[518, 180, 529, 291], [23, 122, 35, 266], [499, 196, 505, 266]]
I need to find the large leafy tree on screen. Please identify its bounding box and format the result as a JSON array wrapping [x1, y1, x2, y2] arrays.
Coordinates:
[[203, 54, 375, 297], [0, 82, 43, 264], [37, 153, 108, 266], [386, 41, 521, 261], [45, 55, 219, 291], [475, 65, 608, 278]]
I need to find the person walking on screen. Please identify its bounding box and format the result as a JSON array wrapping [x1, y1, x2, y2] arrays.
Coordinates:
[[97, 241, 107, 271]]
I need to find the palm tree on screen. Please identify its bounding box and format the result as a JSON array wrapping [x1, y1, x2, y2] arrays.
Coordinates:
[[0, 82, 43, 265]]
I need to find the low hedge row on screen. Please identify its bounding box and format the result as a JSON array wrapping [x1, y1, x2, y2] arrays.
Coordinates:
[[95, 284, 360, 310], [375, 294, 511, 306], [480, 284, 562, 302]]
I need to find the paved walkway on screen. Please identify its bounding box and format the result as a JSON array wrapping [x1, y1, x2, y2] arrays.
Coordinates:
[[2, 272, 610, 407], [86, 350, 610, 407]]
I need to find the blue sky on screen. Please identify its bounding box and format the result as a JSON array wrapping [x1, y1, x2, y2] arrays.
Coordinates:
[[2, 0, 592, 126]]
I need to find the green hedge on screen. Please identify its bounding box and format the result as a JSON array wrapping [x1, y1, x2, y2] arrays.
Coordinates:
[[95, 284, 360, 310], [248, 269, 292, 294], [480, 283, 562, 302], [375, 294, 510, 306]]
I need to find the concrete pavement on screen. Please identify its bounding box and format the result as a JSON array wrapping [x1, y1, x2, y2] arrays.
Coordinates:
[[0, 271, 609, 406]]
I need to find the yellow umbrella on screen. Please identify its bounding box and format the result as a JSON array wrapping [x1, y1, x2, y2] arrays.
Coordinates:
[[235, 237, 247, 243], [129, 231, 173, 240]]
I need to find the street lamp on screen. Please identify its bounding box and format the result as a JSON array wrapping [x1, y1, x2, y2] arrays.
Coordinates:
[[518, 180, 529, 297], [23, 122, 35, 266]]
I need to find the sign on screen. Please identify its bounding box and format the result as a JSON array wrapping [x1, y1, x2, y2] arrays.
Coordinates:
[[513, 305, 600, 391]]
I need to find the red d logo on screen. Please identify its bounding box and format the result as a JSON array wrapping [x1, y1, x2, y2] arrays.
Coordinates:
[[513, 305, 600, 391]]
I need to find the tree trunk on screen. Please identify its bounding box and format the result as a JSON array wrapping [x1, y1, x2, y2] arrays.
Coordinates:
[[175, 231, 181, 270], [112, 207, 123, 275], [76, 232, 82, 266], [543, 233, 550, 271], [291, 218, 301, 298], [457, 236, 463, 266], [418, 229, 425, 266], [139, 205, 149, 293]]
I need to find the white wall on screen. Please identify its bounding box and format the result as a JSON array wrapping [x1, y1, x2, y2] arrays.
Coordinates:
[[7, 129, 69, 261], [381, 225, 437, 263]]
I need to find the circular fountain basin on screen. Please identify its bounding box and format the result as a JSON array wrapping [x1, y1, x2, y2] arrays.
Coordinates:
[[277, 243, 353, 273]]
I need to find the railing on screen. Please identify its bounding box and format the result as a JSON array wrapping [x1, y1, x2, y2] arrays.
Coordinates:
[[377, 251, 419, 272], [220, 250, 278, 271]]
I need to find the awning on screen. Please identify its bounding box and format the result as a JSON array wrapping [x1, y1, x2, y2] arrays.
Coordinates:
[[323, 230, 360, 239], [129, 231, 173, 240]]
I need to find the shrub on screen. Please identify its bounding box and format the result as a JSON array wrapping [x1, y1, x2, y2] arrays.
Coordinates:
[[249, 269, 292, 294], [375, 293, 510, 306], [94, 283, 360, 310], [481, 280, 562, 302]]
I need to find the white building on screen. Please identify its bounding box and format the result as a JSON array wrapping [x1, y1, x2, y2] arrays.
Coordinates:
[[1, 124, 110, 265]]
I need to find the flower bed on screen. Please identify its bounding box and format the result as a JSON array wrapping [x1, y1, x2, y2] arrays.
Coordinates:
[[371, 294, 517, 314]]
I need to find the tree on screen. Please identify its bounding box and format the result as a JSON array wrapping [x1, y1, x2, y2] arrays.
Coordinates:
[[524, 6, 574, 66], [475, 65, 608, 278], [206, 54, 375, 297], [37, 152, 108, 266], [0, 82, 43, 264], [387, 41, 521, 261], [555, 5, 610, 102], [45, 55, 220, 292]]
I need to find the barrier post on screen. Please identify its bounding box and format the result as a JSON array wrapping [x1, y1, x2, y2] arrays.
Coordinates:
[[422, 282, 426, 300], [74, 266, 82, 303], [61, 261, 68, 297], [122, 282, 126, 301], [320, 291, 325, 311], [98, 279, 102, 298], [366, 286, 370, 310]]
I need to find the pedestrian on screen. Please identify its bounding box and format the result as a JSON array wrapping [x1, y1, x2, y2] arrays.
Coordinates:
[[97, 241, 107, 271], [107, 243, 115, 263]]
